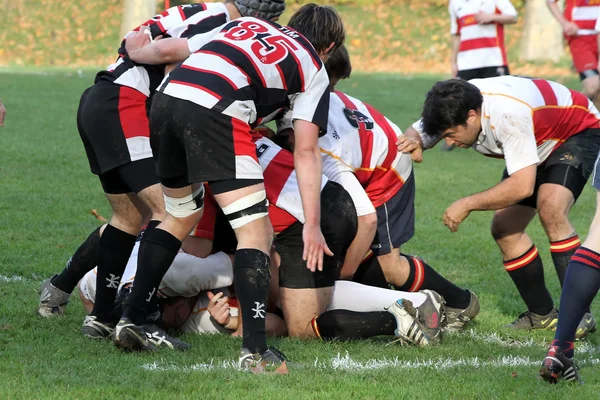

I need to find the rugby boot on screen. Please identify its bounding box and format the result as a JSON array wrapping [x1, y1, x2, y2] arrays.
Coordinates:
[[38, 275, 70, 317], [505, 309, 558, 330], [445, 290, 480, 331], [143, 323, 191, 351], [238, 347, 288, 370], [81, 315, 115, 339], [575, 312, 597, 340], [112, 317, 156, 352], [414, 289, 445, 342], [539, 345, 582, 384], [386, 299, 431, 347]]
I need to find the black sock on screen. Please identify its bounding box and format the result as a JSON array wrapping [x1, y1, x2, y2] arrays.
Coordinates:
[[503, 245, 554, 315], [312, 310, 396, 341], [397, 255, 471, 309], [52, 226, 102, 293], [553, 247, 600, 358], [145, 220, 161, 233], [550, 235, 580, 285], [352, 256, 390, 289], [91, 225, 137, 321], [234, 248, 270, 354], [124, 228, 182, 325]]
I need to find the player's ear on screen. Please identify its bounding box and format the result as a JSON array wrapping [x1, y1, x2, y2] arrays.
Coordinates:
[[324, 42, 336, 55]]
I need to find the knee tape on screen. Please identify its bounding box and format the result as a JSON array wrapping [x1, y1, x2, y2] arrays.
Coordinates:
[[164, 185, 204, 218], [221, 190, 268, 229]]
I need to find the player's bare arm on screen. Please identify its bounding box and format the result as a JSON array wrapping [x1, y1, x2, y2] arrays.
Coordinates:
[[450, 35, 460, 78], [293, 119, 333, 272], [0, 98, 5, 127], [547, 0, 579, 36], [443, 164, 536, 232], [474, 12, 517, 25], [126, 34, 191, 65]]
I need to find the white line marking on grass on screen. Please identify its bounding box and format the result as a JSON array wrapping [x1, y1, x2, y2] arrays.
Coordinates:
[[140, 353, 600, 373]]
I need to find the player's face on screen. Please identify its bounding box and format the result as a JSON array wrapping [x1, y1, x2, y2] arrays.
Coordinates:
[[442, 110, 481, 148]]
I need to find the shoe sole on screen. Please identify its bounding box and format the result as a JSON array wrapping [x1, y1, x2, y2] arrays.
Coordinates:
[[539, 366, 559, 384]]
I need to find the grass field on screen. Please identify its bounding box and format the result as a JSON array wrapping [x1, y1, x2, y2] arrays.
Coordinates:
[[1, 70, 599, 399]]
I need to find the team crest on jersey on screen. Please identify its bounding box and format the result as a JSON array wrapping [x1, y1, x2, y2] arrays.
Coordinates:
[[256, 143, 270, 159], [343, 107, 374, 131]]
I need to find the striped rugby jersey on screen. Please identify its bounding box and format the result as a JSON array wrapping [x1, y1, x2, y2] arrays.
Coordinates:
[[413, 76, 600, 175], [158, 17, 330, 130], [96, 2, 230, 96], [449, 0, 517, 70], [552, 0, 600, 34], [318, 91, 411, 209]]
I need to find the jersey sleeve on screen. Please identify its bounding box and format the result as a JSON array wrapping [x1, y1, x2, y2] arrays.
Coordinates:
[[596, 9, 600, 31], [322, 157, 376, 216], [490, 101, 539, 175], [449, 1, 459, 35], [411, 118, 440, 149], [495, 0, 518, 17], [141, 5, 208, 40], [187, 24, 225, 53], [290, 66, 330, 133]]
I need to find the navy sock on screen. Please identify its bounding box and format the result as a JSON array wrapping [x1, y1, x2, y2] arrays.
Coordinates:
[[553, 247, 600, 358]]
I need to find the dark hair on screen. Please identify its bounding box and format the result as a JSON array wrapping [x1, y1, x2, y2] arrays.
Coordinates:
[[421, 79, 483, 140], [287, 4, 345, 54], [325, 44, 351, 81]]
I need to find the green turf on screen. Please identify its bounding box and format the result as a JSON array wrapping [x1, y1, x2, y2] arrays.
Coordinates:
[[0, 71, 599, 398]]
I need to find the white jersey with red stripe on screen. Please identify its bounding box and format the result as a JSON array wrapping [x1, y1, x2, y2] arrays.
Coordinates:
[[99, 3, 230, 96], [552, 0, 600, 35], [412, 76, 600, 175], [159, 17, 330, 130], [318, 91, 411, 209], [253, 135, 328, 232], [449, 0, 517, 70]]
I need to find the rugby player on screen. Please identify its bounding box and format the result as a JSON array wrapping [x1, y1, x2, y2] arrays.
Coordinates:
[[37, 0, 286, 345], [112, 5, 345, 368], [547, 0, 600, 108], [399, 77, 600, 335], [279, 46, 478, 331]]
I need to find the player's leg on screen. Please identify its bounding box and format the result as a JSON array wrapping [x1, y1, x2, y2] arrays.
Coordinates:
[[370, 174, 474, 328], [540, 153, 600, 384], [581, 74, 600, 109], [491, 202, 558, 329], [570, 35, 600, 108]]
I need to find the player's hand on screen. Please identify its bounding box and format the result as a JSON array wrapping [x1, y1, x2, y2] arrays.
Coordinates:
[[0, 98, 5, 127], [562, 21, 579, 36], [451, 63, 459, 78], [396, 135, 424, 163], [302, 223, 333, 272], [475, 12, 496, 24], [443, 198, 472, 232], [207, 291, 231, 326], [125, 26, 153, 55]]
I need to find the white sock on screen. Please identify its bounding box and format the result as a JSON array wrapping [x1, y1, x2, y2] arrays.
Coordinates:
[[159, 251, 233, 297], [328, 280, 426, 312]]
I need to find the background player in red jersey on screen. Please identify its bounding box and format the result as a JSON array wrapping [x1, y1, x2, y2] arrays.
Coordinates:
[[548, 0, 600, 108], [399, 77, 600, 336]]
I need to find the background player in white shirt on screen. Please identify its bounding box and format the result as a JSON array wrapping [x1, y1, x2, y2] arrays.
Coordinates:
[[449, 0, 517, 80], [399, 77, 600, 336]]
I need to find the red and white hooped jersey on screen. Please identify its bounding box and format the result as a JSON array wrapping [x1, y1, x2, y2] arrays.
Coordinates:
[[552, 0, 600, 35], [159, 17, 330, 130], [413, 76, 600, 175], [99, 3, 230, 96], [253, 135, 328, 233], [449, 0, 517, 70], [318, 91, 411, 209]]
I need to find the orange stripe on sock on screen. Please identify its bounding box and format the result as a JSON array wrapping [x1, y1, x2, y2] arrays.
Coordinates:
[[311, 317, 322, 340], [409, 258, 424, 292], [550, 237, 580, 253], [504, 247, 539, 271]]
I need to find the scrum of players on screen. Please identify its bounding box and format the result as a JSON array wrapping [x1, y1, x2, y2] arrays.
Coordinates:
[[34, 0, 600, 384]]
